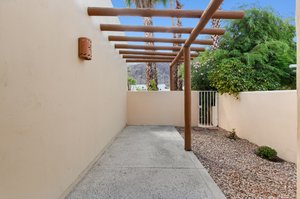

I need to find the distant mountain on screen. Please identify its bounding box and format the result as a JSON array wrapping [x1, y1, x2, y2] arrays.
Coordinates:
[[128, 63, 170, 86]]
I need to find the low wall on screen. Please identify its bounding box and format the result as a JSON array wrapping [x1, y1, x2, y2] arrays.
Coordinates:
[[219, 91, 297, 163], [127, 91, 199, 126], [128, 90, 297, 163]]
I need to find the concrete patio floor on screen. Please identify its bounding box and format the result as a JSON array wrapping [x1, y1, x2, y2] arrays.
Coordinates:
[[66, 126, 225, 199]]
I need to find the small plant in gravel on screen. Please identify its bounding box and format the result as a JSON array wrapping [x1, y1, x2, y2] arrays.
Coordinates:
[[226, 128, 238, 140], [256, 146, 277, 160]]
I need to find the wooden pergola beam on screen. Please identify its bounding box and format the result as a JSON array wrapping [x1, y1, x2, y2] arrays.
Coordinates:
[[108, 36, 213, 45], [119, 50, 199, 57], [122, 54, 198, 58], [88, 7, 245, 19], [123, 55, 194, 60], [126, 59, 184, 63], [115, 44, 205, 51], [101, 24, 225, 35]]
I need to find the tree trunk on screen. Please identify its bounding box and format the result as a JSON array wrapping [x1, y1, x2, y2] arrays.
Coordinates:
[[171, 0, 182, 90], [144, 16, 158, 90], [211, 6, 222, 50], [170, 0, 174, 26], [178, 79, 183, 90], [128, 82, 131, 91], [169, 0, 175, 91], [130, 0, 159, 90]]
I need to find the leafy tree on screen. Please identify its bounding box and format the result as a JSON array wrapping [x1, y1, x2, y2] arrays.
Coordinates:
[[191, 7, 296, 96], [221, 7, 296, 52], [191, 51, 217, 91], [209, 58, 254, 96]]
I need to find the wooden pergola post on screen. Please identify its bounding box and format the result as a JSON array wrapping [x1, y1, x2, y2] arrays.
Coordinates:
[[168, 0, 225, 151], [183, 46, 191, 151]]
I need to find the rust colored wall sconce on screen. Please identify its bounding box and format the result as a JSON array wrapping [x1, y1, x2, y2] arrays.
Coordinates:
[[78, 37, 92, 60]]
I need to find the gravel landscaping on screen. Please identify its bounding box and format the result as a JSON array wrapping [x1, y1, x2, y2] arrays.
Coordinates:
[[176, 127, 296, 199]]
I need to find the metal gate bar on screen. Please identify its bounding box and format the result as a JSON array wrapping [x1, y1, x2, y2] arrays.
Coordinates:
[[199, 91, 218, 127]]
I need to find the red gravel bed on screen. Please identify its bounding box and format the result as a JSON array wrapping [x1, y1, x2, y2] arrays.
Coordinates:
[[176, 127, 296, 199]]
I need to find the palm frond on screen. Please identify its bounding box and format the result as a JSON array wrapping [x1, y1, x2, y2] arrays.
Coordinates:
[[125, 0, 132, 7], [158, 0, 167, 7]]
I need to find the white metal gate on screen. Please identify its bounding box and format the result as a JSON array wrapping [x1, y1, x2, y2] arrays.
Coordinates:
[[199, 91, 218, 127]]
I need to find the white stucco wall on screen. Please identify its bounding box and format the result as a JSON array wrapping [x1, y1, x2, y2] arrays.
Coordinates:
[[219, 91, 297, 163], [296, 0, 300, 197], [0, 0, 127, 199], [127, 91, 199, 126]]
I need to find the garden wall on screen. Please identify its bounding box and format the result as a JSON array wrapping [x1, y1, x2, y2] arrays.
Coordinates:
[[0, 0, 127, 198], [127, 91, 199, 126], [219, 91, 297, 163], [296, 0, 299, 196]]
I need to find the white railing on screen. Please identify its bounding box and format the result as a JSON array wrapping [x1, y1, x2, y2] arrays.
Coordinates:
[[198, 91, 218, 127]]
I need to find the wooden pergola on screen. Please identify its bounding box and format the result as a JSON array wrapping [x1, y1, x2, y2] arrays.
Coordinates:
[[87, 0, 244, 151]]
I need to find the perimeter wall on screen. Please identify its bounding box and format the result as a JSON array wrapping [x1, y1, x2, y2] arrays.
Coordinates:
[[218, 91, 297, 163], [295, 0, 299, 197]]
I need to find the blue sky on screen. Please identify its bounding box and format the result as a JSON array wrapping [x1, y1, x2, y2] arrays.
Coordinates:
[[111, 0, 296, 44]]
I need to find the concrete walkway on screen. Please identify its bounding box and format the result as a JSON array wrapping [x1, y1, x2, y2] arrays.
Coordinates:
[[66, 126, 225, 199]]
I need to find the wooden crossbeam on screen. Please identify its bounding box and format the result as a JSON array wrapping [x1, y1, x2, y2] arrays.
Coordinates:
[[101, 25, 225, 35], [119, 50, 199, 57], [122, 54, 198, 58], [126, 59, 184, 63], [88, 7, 245, 19], [108, 36, 213, 45], [115, 44, 205, 51], [123, 55, 194, 60]]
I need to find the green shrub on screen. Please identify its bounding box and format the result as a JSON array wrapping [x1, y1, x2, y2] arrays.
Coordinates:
[[148, 79, 158, 91], [226, 129, 238, 140], [127, 76, 136, 91], [255, 146, 277, 160]]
